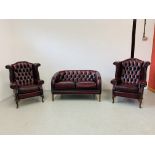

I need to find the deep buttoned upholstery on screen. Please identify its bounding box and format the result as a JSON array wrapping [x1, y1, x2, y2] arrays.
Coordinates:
[[6, 61, 44, 108], [51, 70, 101, 101], [12, 62, 35, 86], [111, 58, 150, 108]]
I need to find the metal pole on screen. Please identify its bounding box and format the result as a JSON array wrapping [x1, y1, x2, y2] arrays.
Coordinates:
[[131, 19, 137, 58]]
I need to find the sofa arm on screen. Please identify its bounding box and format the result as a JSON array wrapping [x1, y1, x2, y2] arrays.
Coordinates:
[[111, 79, 117, 85], [37, 80, 44, 85], [51, 72, 60, 90], [111, 78, 122, 84], [95, 71, 101, 91]]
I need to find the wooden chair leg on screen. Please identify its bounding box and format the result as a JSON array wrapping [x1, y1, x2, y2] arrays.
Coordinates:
[[15, 95, 19, 108], [112, 96, 115, 103], [99, 94, 101, 102], [52, 94, 54, 101], [41, 95, 44, 102], [139, 99, 142, 108]]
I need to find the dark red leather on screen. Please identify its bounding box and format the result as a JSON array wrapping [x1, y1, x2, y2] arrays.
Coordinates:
[[12, 62, 34, 86], [121, 59, 142, 84], [55, 81, 75, 90], [56, 70, 97, 82], [114, 84, 138, 93], [111, 58, 150, 107], [51, 70, 101, 97], [76, 82, 96, 89], [18, 85, 41, 94], [6, 61, 44, 108]]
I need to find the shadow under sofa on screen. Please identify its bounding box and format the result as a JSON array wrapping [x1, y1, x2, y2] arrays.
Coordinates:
[[51, 70, 102, 101]]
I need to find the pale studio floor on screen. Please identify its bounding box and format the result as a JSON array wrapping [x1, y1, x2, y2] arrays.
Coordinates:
[[0, 90, 155, 135]]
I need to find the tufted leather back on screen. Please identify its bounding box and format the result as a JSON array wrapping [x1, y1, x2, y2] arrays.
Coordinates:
[[57, 70, 97, 82], [12, 62, 34, 86], [121, 59, 143, 84]]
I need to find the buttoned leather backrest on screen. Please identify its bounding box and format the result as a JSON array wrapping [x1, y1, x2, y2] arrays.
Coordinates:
[[57, 70, 97, 82], [12, 62, 34, 86], [121, 59, 143, 84]]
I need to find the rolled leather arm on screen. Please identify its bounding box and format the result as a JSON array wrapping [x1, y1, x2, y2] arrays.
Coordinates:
[[138, 80, 147, 93], [5, 65, 11, 69], [111, 79, 117, 85], [10, 83, 18, 89], [113, 61, 120, 66], [37, 80, 44, 85], [113, 61, 122, 81], [33, 63, 41, 67], [139, 80, 147, 93], [95, 71, 101, 91], [51, 72, 60, 90], [139, 80, 147, 88]]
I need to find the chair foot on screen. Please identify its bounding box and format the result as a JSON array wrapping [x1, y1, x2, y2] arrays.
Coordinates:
[[16, 100, 19, 109], [139, 99, 142, 108], [52, 94, 54, 101], [99, 94, 101, 102], [41, 95, 44, 102], [112, 96, 115, 103]]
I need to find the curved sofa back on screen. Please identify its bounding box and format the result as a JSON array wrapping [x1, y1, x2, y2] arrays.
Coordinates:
[[57, 70, 98, 82]]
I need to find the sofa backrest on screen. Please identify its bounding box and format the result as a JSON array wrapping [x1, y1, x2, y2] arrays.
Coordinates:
[[57, 70, 97, 82]]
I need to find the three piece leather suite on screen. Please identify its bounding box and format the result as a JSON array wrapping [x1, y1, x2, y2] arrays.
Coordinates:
[[5, 58, 150, 108]]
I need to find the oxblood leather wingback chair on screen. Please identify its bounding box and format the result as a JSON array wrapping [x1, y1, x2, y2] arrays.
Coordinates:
[[111, 58, 150, 108], [6, 61, 44, 108]]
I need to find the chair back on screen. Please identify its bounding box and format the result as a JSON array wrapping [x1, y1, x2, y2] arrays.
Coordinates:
[[12, 62, 35, 86], [121, 58, 143, 85]]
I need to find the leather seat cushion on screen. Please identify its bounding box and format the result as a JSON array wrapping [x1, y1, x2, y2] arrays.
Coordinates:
[[76, 82, 96, 89], [55, 81, 75, 90], [18, 85, 40, 94], [115, 83, 138, 93]]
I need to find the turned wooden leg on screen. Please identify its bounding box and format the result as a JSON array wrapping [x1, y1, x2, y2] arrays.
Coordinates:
[[52, 93, 54, 101], [112, 96, 115, 103], [16, 99, 19, 109], [15, 95, 19, 109], [99, 94, 101, 102], [41, 95, 44, 102], [139, 99, 142, 108]]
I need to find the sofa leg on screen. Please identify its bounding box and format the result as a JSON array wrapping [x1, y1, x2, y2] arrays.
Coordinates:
[[139, 99, 142, 108], [52, 94, 54, 101], [99, 94, 101, 102]]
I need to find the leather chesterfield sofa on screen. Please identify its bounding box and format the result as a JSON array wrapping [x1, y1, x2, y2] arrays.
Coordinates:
[[51, 70, 102, 101]]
